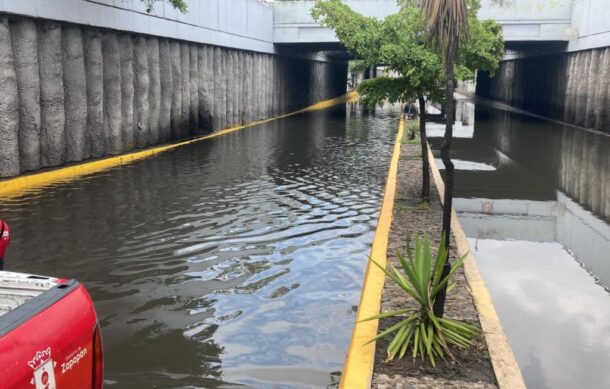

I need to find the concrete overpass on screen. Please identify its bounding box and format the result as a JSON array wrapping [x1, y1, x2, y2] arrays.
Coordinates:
[[272, 0, 575, 46]]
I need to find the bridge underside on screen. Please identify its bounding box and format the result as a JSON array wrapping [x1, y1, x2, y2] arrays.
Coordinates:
[[276, 43, 353, 62]]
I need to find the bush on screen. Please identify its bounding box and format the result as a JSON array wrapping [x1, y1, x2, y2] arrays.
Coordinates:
[[363, 234, 480, 365], [406, 122, 419, 141]]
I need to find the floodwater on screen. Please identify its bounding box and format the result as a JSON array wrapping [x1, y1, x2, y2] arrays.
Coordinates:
[[429, 101, 610, 389], [0, 104, 400, 388]]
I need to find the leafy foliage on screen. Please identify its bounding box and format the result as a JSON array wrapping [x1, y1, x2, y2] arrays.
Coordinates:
[[311, 0, 504, 108], [141, 0, 187, 13], [358, 77, 412, 108], [363, 235, 480, 365]]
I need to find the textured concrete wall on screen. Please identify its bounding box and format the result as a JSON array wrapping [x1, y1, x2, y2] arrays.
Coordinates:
[[477, 47, 610, 134], [0, 14, 346, 178]]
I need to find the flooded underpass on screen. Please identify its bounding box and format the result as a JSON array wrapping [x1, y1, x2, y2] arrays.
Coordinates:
[[0, 103, 400, 388], [429, 102, 610, 389]]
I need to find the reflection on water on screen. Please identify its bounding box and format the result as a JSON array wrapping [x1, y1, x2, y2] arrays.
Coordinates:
[[429, 102, 610, 389], [0, 104, 399, 388], [469, 239, 610, 389]]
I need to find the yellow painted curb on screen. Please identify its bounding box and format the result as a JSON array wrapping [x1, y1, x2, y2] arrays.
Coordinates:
[[339, 116, 404, 389], [427, 146, 526, 389], [0, 92, 358, 199]]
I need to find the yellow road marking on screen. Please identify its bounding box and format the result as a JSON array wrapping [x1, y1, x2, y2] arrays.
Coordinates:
[[339, 116, 404, 389], [0, 92, 358, 199], [427, 146, 526, 389]]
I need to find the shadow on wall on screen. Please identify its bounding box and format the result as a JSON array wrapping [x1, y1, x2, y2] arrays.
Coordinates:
[[0, 14, 347, 178]]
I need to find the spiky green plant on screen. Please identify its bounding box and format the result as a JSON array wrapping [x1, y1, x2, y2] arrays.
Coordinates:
[[407, 122, 419, 140], [363, 235, 480, 366]]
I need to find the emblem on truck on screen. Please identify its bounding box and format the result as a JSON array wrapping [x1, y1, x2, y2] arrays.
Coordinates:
[[28, 347, 57, 389]]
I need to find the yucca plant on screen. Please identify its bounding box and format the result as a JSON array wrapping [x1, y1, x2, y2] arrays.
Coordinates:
[[363, 234, 480, 366]]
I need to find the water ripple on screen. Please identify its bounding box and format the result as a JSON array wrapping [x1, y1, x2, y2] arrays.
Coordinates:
[[1, 105, 400, 388]]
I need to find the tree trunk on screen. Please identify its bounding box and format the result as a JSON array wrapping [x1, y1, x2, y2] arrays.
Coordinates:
[[433, 69, 455, 318], [418, 95, 430, 202]]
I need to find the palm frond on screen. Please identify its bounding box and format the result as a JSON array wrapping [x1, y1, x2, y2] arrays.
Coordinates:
[[420, 0, 469, 69]]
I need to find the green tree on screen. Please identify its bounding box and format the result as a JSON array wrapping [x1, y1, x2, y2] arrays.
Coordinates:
[[312, 0, 502, 205], [312, 0, 503, 316], [141, 0, 187, 13]]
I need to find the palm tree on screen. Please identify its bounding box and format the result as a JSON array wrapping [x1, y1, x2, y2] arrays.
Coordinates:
[[420, 0, 469, 317]]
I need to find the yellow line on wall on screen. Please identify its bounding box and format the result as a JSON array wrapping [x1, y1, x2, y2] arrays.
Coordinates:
[[339, 116, 404, 389], [0, 92, 358, 199], [427, 146, 526, 389]]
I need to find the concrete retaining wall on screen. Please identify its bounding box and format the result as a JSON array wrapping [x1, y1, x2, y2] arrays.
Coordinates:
[[476, 47, 610, 134], [0, 14, 347, 178]]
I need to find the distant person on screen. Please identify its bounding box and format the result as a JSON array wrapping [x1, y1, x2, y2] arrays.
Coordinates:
[[404, 102, 418, 120], [0, 220, 9, 270]]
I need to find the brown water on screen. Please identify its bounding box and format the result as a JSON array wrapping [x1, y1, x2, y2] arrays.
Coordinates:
[[0, 104, 400, 388], [429, 102, 610, 389]]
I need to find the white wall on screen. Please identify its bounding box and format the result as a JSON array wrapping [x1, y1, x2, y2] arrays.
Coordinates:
[[568, 0, 610, 51], [0, 0, 276, 53], [478, 0, 573, 41], [272, 0, 399, 44]]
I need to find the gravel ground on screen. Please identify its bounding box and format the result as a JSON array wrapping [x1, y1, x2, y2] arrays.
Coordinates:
[[371, 136, 497, 389]]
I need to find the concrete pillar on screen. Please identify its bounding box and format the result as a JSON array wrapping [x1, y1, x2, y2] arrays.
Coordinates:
[[256, 54, 262, 119], [594, 48, 610, 131], [204, 46, 215, 131], [102, 32, 123, 154], [147, 38, 161, 145], [231, 50, 238, 126], [245, 53, 253, 123], [220, 48, 227, 129], [251, 54, 257, 120], [119, 35, 135, 150], [265, 55, 273, 118], [0, 17, 20, 177], [272, 57, 279, 117], [133, 36, 150, 148], [230, 50, 236, 126], [11, 19, 41, 172], [238, 51, 246, 124], [279, 57, 285, 115], [584, 49, 600, 128], [158, 39, 172, 143], [84, 29, 104, 158], [205, 45, 215, 130], [574, 51, 590, 126], [189, 44, 198, 135], [169, 41, 182, 140], [262, 55, 268, 117], [39, 22, 65, 167], [212, 47, 221, 130], [227, 50, 234, 126], [180, 43, 190, 138], [226, 49, 234, 128], [196, 45, 211, 132], [62, 27, 87, 163]]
